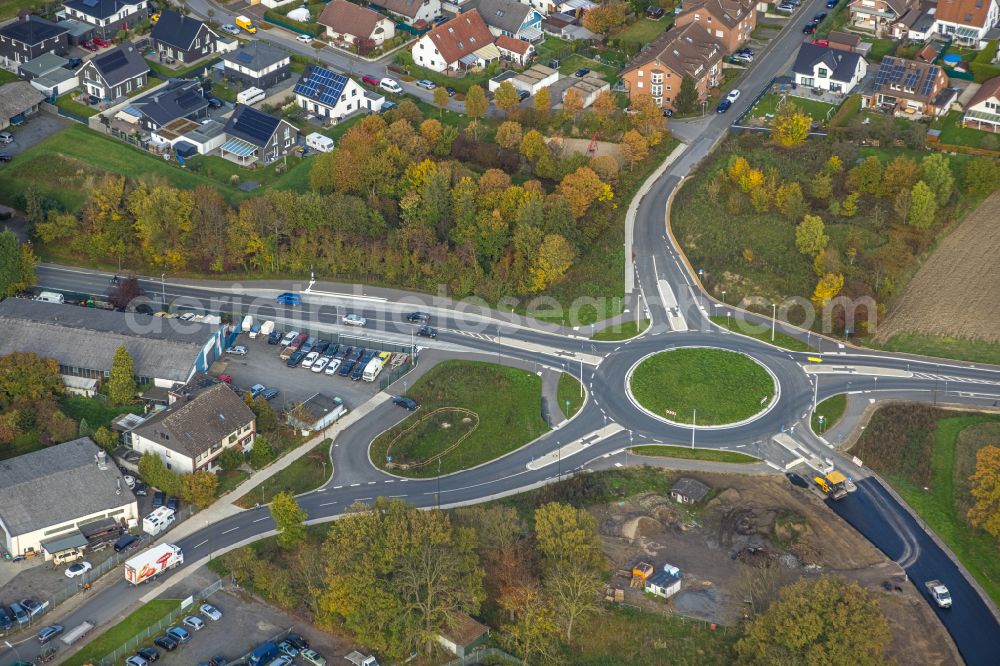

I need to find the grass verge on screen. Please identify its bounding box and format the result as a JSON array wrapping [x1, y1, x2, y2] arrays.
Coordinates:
[[811, 394, 847, 434], [66, 599, 181, 666], [371, 360, 548, 477], [591, 319, 650, 341], [557, 372, 584, 419], [875, 332, 1000, 366], [235, 438, 332, 508], [629, 444, 758, 463], [709, 316, 814, 352], [60, 395, 143, 429], [629, 348, 775, 425]]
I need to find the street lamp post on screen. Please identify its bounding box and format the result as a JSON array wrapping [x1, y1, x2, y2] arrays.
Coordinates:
[[436, 458, 441, 510], [496, 324, 501, 364], [160, 273, 166, 308], [565, 399, 570, 420], [557, 444, 562, 482], [813, 375, 819, 414], [690, 409, 696, 449], [4, 640, 21, 662], [771, 303, 776, 343]]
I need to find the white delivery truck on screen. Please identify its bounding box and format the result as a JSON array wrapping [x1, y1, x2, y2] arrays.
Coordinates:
[[124, 543, 184, 585], [241, 315, 253, 332], [362, 357, 384, 382], [237, 87, 265, 105], [260, 320, 275, 337], [142, 506, 176, 536]]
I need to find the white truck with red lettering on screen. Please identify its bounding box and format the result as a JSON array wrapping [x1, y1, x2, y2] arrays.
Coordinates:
[[124, 544, 183, 585]]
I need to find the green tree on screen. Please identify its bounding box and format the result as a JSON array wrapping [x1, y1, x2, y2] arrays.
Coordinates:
[[432, 86, 449, 117], [92, 426, 118, 452], [78, 418, 93, 439], [529, 233, 576, 292], [880, 155, 919, 199], [249, 433, 274, 469], [464, 85, 488, 138], [244, 394, 278, 432], [963, 157, 1000, 197], [774, 181, 806, 219], [0, 229, 35, 298], [494, 81, 521, 117], [520, 129, 548, 163], [795, 215, 828, 256], [534, 502, 603, 572], [0, 352, 62, 404], [809, 172, 832, 202], [218, 446, 245, 471], [137, 452, 182, 496], [495, 121, 523, 151], [908, 180, 937, 230], [582, 0, 627, 32], [675, 75, 698, 114], [771, 100, 810, 148], [182, 470, 218, 508], [107, 345, 137, 404], [920, 152, 954, 206], [533, 86, 551, 121], [270, 490, 308, 548], [840, 192, 859, 218], [849, 156, 883, 195], [546, 557, 603, 642], [499, 586, 561, 664], [735, 577, 890, 665]]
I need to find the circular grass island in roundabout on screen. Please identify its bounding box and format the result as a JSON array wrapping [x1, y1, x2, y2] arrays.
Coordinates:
[[628, 347, 777, 426]]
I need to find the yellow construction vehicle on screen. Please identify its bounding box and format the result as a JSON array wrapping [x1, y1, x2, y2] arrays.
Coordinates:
[[813, 470, 848, 500]]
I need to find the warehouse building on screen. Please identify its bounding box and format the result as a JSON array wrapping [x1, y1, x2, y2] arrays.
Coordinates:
[[0, 438, 138, 559], [0, 299, 225, 388]]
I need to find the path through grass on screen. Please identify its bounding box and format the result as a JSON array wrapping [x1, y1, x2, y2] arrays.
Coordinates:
[[66, 600, 181, 666]]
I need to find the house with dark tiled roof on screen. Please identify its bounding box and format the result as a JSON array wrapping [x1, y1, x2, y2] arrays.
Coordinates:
[[670, 477, 711, 504], [792, 42, 868, 94], [127, 78, 209, 130], [150, 9, 218, 63], [318, 0, 396, 46], [469, 0, 544, 41], [860, 56, 958, 118], [221, 41, 291, 90], [369, 0, 440, 26], [931, 0, 1000, 48], [621, 22, 724, 111], [673, 0, 757, 53], [18, 52, 80, 96], [77, 40, 148, 100], [847, 0, 920, 37], [131, 382, 256, 473], [411, 9, 499, 72], [0, 15, 69, 66], [221, 104, 298, 165], [60, 0, 149, 39], [963, 76, 1000, 132]]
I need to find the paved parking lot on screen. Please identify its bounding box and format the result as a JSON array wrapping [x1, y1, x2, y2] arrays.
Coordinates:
[[0, 112, 72, 158], [213, 331, 388, 412]]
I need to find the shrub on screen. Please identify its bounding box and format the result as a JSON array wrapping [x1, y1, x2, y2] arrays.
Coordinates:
[[218, 447, 245, 471]]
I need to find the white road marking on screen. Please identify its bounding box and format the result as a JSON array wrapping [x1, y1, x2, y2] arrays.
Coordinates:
[[194, 540, 207, 548], [221, 527, 239, 535], [320, 501, 337, 507], [350, 483, 361, 487], [367, 481, 376, 485], [252, 516, 269, 523], [333, 485, 343, 489]]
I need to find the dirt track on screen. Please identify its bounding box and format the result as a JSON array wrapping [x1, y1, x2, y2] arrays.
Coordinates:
[[879, 191, 1000, 343]]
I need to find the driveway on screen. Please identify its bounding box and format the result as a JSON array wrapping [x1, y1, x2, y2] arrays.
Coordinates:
[[0, 112, 72, 158]]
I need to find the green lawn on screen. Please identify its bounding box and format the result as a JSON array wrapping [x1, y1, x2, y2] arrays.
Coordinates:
[[630, 348, 775, 425], [535, 36, 572, 63], [866, 38, 896, 61], [65, 599, 181, 666], [591, 319, 650, 341], [629, 444, 758, 463], [709, 316, 814, 352], [396, 51, 493, 93], [811, 394, 846, 434], [216, 469, 250, 496], [557, 372, 585, 419], [0, 69, 19, 83], [557, 54, 620, 83], [931, 110, 997, 149], [146, 57, 219, 79], [747, 93, 837, 124], [875, 332, 1000, 366], [854, 413, 1000, 607], [0, 0, 47, 19], [55, 94, 100, 118], [235, 438, 332, 508], [613, 16, 673, 45], [60, 395, 143, 429], [370, 360, 549, 477]]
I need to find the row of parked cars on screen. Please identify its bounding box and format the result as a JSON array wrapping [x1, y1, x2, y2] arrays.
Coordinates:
[[123, 603, 224, 666], [0, 598, 45, 632], [248, 633, 327, 666]]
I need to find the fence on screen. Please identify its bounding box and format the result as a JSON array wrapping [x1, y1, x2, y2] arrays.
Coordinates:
[[443, 647, 526, 666], [93, 577, 226, 666]]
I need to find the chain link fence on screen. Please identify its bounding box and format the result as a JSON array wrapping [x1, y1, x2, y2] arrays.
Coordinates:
[[93, 577, 226, 666], [443, 647, 526, 666]]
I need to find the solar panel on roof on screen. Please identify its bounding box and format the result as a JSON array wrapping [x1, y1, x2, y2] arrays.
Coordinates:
[[294, 65, 348, 107], [236, 51, 253, 64], [903, 71, 919, 88], [920, 67, 938, 96], [232, 107, 279, 145], [99, 49, 128, 72], [82, 0, 99, 7]]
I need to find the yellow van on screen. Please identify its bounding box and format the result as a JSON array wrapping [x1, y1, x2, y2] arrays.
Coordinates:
[[235, 15, 256, 33], [53, 548, 84, 565]]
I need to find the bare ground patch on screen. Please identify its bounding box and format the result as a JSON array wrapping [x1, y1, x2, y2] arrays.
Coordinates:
[[878, 191, 1000, 344]]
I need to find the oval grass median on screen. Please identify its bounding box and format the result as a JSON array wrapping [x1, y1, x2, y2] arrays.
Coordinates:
[[371, 360, 549, 478], [629, 348, 776, 426]]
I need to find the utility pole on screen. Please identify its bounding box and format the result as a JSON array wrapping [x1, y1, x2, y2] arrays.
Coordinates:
[[813, 374, 819, 414], [557, 444, 561, 482], [160, 273, 166, 309], [771, 303, 776, 342], [690, 409, 696, 449]]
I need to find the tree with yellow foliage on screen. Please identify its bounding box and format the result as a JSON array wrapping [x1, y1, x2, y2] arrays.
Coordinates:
[[495, 121, 523, 150], [621, 130, 648, 170], [812, 273, 844, 307], [557, 166, 613, 218], [968, 445, 1000, 539], [771, 99, 810, 148], [529, 234, 576, 291]]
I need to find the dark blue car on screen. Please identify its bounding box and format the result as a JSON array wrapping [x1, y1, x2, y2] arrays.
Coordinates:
[[276, 293, 300, 305], [716, 99, 732, 113]]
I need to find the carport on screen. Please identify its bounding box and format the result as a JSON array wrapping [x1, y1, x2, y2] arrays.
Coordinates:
[[41, 532, 89, 559]]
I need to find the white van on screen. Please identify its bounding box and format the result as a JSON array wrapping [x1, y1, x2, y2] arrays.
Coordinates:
[[306, 132, 334, 153], [379, 78, 402, 94], [35, 291, 65, 304], [237, 87, 266, 106]]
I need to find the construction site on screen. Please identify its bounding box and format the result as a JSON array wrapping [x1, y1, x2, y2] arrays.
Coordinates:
[[588, 472, 959, 665]]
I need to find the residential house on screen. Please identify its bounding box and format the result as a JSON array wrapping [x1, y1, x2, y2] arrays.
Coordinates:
[[673, 0, 757, 54], [127, 78, 209, 130], [542, 11, 596, 40], [896, 0, 937, 40], [18, 52, 79, 96], [621, 23, 724, 111], [294, 64, 383, 121], [670, 477, 711, 504], [0, 81, 46, 130], [130, 382, 256, 473], [861, 55, 958, 116], [847, 0, 919, 37], [286, 393, 348, 431], [150, 9, 218, 63], [411, 9, 500, 71], [0, 15, 69, 67], [221, 103, 299, 164], [963, 75, 1000, 132], [369, 0, 441, 26], [554, 0, 597, 12], [77, 41, 149, 100], [932, 0, 1000, 48], [470, 0, 544, 41], [317, 0, 396, 47], [221, 41, 291, 90], [792, 42, 868, 94], [495, 33, 534, 64], [60, 0, 148, 39]]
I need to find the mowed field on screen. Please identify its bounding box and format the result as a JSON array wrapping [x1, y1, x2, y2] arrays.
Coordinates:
[[878, 191, 1000, 344]]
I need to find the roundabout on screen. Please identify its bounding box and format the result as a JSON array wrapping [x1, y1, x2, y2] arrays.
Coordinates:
[[626, 347, 779, 427]]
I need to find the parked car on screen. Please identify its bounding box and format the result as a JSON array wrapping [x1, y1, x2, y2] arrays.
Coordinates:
[[826, 0, 837, 7], [802, 21, 817, 34], [0, 131, 13, 144], [732, 52, 754, 63], [287, 350, 306, 367], [133, 482, 149, 496], [65, 561, 92, 578], [261, 388, 280, 401], [276, 292, 300, 305], [285, 634, 310, 650], [393, 396, 418, 411], [813, 11, 828, 20], [416, 325, 437, 338], [183, 616, 205, 632], [518, 89, 530, 101], [115, 534, 139, 552], [433, 14, 448, 23], [268, 331, 283, 344], [813, 38, 830, 46], [20, 598, 44, 617], [324, 359, 342, 375], [406, 311, 430, 322], [775, 2, 795, 10], [342, 313, 367, 326], [166, 627, 190, 644], [221, 23, 240, 35], [379, 100, 398, 112], [300, 649, 327, 666], [302, 351, 320, 368], [37, 625, 63, 643], [226, 345, 247, 355], [574, 68, 590, 77], [125, 656, 149, 666], [296, 33, 312, 43], [0, 607, 13, 631], [277, 640, 298, 657], [153, 490, 165, 507], [416, 79, 436, 89], [166, 496, 180, 511], [9, 602, 28, 625], [0, 153, 11, 163], [726, 89, 741, 103], [200, 604, 222, 621], [266, 657, 292, 666], [249, 384, 266, 399], [645, 5, 665, 17], [281, 330, 298, 345], [786, 472, 809, 488], [312, 356, 330, 373], [361, 74, 381, 86], [662, 108, 673, 117], [716, 99, 732, 113], [92, 36, 111, 47], [445, 86, 457, 97], [154, 636, 178, 651], [137, 647, 160, 661], [80, 40, 98, 51], [64, 56, 83, 69], [380, 78, 402, 94]]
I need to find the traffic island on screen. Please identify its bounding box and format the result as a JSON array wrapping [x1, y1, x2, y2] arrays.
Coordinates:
[[370, 360, 549, 478], [627, 347, 777, 426]]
